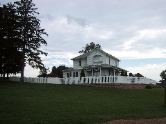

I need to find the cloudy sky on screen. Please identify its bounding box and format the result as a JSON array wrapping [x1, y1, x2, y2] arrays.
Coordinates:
[[1, 0, 166, 81]]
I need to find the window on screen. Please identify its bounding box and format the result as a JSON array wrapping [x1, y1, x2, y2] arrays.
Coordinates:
[[73, 72, 75, 77], [76, 72, 78, 77], [93, 55, 103, 64], [67, 73, 69, 78], [79, 60, 81, 66]]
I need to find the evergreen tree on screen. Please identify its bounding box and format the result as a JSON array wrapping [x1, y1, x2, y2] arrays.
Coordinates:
[[47, 65, 68, 78], [14, 0, 47, 82], [0, 3, 22, 78]]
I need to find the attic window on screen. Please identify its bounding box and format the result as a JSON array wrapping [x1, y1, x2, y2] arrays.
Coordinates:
[[93, 55, 102, 64], [79, 60, 81, 66]]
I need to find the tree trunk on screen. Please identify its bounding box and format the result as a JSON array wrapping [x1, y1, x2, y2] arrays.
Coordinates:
[[20, 41, 26, 82], [3, 72, 5, 79], [20, 58, 25, 82]]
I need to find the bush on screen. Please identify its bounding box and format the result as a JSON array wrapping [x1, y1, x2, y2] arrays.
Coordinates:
[[145, 85, 152, 89]]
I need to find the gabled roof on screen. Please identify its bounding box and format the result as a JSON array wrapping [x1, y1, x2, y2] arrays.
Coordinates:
[[71, 48, 120, 61]]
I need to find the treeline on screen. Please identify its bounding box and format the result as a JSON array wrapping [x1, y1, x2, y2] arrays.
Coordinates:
[[38, 65, 69, 78], [0, 0, 47, 81], [129, 73, 144, 77]]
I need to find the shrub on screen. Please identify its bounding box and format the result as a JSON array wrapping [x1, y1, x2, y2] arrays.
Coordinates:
[[145, 85, 152, 89]]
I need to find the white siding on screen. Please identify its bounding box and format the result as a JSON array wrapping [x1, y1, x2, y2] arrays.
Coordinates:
[[109, 57, 119, 67], [73, 58, 87, 69], [73, 49, 119, 69], [87, 50, 105, 65], [87, 49, 119, 66]]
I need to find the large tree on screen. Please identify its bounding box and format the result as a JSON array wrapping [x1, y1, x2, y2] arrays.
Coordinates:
[[0, 3, 22, 78], [160, 69, 166, 106], [47, 65, 68, 78], [79, 42, 101, 54], [14, 0, 47, 82]]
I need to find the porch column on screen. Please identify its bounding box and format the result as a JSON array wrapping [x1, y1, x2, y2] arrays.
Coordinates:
[[100, 67, 101, 76], [113, 69, 115, 83], [92, 68, 94, 77]]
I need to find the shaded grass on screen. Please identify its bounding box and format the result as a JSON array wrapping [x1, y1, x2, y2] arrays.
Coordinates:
[[0, 80, 166, 124]]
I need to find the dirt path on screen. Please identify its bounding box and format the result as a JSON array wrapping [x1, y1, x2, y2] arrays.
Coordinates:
[[102, 118, 166, 124]]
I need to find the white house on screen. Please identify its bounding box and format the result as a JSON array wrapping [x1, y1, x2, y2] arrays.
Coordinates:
[[9, 48, 157, 84], [63, 48, 127, 78]]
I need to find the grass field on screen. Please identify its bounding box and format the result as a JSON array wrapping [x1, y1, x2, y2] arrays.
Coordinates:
[[0, 80, 166, 124]]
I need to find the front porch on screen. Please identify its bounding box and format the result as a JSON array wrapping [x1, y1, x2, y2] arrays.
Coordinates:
[[63, 65, 127, 78], [84, 65, 127, 77]]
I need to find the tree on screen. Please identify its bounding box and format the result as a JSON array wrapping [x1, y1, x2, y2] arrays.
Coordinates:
[[120, 70, 128, 76], [160, 70, 166, 82], [0, 3, 22, 78], [135, 73, 144, 77], [129, 73, 134, 77], [160, 70, 166, 106], [79, 42, 101, 54], [14, 0, 47, 82], [38, 67, 47, 77], [39, 65, 69, 78], [47, 65, 68, 78], [47, 66, 57, 77], [80, 69, 85, 78]]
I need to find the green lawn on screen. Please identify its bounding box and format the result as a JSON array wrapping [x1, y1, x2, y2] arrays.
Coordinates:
[[0, 80, 166, 124]]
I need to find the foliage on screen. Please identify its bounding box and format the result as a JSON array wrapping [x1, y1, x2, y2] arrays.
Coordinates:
[[47, 65, 68, 78], [38, 65, 69, 78], [120, 70, 128, 76], [0, 0, 47, 81], [80, 69, 85, 77], [129, 73, 134, 77], [160, 70, 166, 83], [38, 67, 48, 77], [0, 81, 166, 124], [13, 0, 48, 82], [160, 69, 166, 106], [79, 42, 101, 54], [135, 73, 144, 77], [145, 84, 152, 89], [0, 4, 22, 77]]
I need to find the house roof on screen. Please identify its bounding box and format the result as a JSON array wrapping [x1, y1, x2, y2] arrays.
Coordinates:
[[71, 48, 120, 61]]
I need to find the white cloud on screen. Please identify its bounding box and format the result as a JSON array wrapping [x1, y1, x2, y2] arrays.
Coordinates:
[[126, 63, 166, 81], [105, 48, 166, 59], [122, 28, 166, 50]]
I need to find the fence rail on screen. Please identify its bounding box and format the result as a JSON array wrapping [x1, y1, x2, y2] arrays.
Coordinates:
[[9, 76, 157, 85]]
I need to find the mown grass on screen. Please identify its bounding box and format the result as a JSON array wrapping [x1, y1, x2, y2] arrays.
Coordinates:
[[0, 80, 166, 124]]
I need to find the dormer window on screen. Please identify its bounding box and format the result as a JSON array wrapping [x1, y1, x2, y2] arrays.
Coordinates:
[[79, 60, 81, 66]]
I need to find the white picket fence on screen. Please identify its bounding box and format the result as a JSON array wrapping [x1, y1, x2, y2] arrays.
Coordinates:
[[9, 76, 157, 84]]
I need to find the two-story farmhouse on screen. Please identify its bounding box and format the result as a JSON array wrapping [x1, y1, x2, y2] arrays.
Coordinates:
[[63, 48, 127, 78]]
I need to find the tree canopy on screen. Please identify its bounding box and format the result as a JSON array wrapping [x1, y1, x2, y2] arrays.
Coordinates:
[[38, 65, 69, 78], [0, 3, 22, 78], [79, 42, 101, 54], [160, 70, 166, 83], [14, 0, 47, 82], [0, 0, 47, 80]]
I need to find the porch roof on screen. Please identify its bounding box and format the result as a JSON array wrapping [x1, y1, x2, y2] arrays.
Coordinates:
[[83, 64, 128, 72], [63, 64, 127, 72]]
